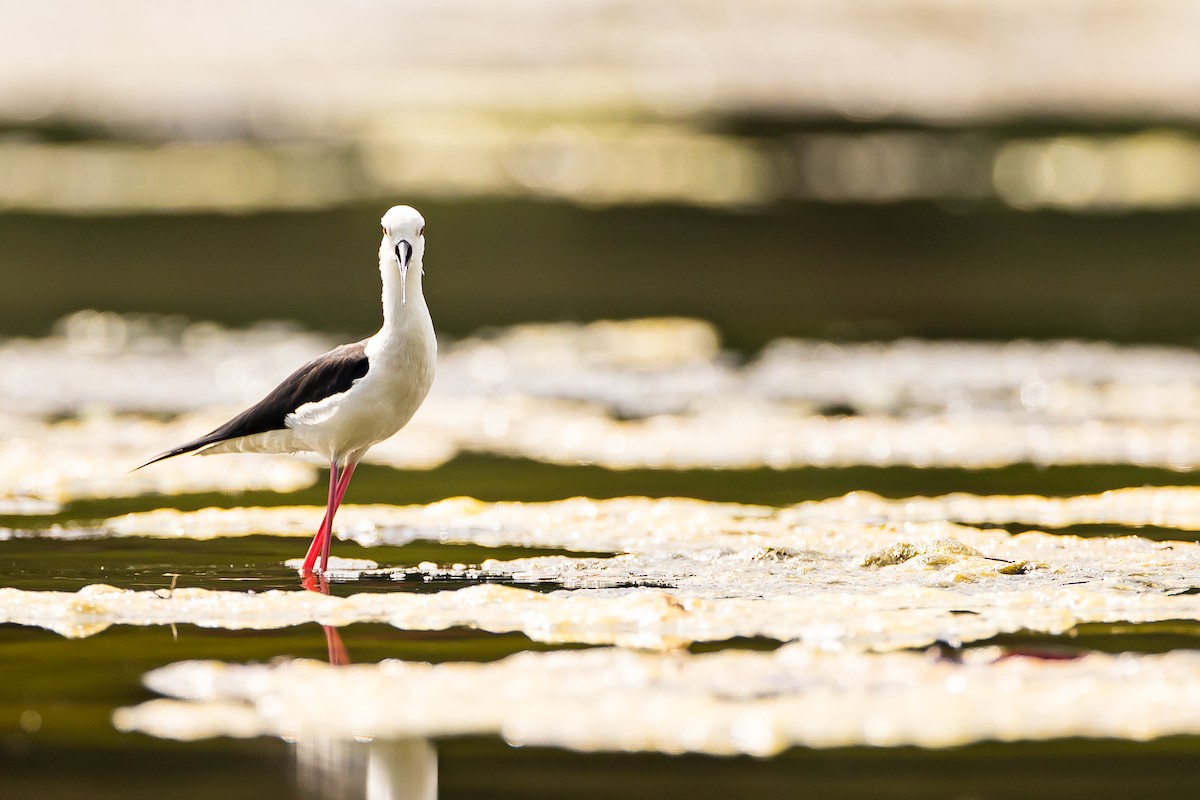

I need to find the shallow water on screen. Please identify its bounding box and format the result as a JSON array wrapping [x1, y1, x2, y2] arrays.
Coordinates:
[[4, 621, 1200, 800], [5, 432, 1200, 797], [4, 311, 1200, 794]]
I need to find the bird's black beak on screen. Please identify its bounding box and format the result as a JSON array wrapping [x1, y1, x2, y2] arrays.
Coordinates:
[[395, 240, 413, 305]]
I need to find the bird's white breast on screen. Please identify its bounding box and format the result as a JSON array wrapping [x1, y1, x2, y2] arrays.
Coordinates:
[[287, 312, 436, 463]]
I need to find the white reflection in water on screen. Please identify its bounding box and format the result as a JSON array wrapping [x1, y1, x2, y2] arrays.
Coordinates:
[[295, 737, 437, 800], [295, 574, 438, 800]]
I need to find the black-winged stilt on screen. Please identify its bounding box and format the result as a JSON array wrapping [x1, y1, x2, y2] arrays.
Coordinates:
[[139, 205, 437, 574]]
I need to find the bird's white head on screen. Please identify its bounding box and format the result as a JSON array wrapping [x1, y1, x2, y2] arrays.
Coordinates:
[[379, 205, 427, 306]]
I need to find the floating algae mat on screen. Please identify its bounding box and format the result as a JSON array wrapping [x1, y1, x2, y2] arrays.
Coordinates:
[[5, 493, 1200, 652], [113, 645, 1200, 754], [0, 412, 316, 514], [10, 312, 1200, 515]]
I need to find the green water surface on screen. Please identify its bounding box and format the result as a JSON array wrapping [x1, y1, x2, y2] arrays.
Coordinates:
[[6, 194, 1200, 798]]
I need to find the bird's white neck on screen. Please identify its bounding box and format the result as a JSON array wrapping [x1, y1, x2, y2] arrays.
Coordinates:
[[377, 245, 429, 339]]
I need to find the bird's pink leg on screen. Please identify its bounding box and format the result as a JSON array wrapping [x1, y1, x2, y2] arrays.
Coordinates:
[[303, 504, 332, 568], [333, 461, 357, 506], [318, 461, 357, 572], [301, 461, 340, 574]]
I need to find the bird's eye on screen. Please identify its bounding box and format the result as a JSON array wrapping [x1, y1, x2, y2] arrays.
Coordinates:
[[419, 225, 425, 237], [381, 226, 387, 236]]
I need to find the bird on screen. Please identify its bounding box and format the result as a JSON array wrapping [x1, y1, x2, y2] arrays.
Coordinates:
[[138, 205, 437, 574]]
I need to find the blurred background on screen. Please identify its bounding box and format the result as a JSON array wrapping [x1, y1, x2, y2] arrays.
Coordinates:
[[5, 0, 1200, 348]]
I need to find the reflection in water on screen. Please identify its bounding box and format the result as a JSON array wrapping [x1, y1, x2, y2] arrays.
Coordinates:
[[303, 572, 351, 667], [298, 573, 438, 799], [320, 621, 351, 668], [295, 737, 437, 800]]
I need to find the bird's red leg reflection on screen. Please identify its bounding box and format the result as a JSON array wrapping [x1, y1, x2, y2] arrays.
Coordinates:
[[295, 538, 437, 797], [301, 571, 350, 666]]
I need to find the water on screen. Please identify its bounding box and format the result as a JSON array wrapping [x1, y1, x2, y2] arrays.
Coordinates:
[[5, 454, 1200, 797], [5, 197, 1200, 797], [6, 201, 1200, 348]]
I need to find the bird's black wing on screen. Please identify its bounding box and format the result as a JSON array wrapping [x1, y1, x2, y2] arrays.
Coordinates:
[[136, 341, 370, 469]]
